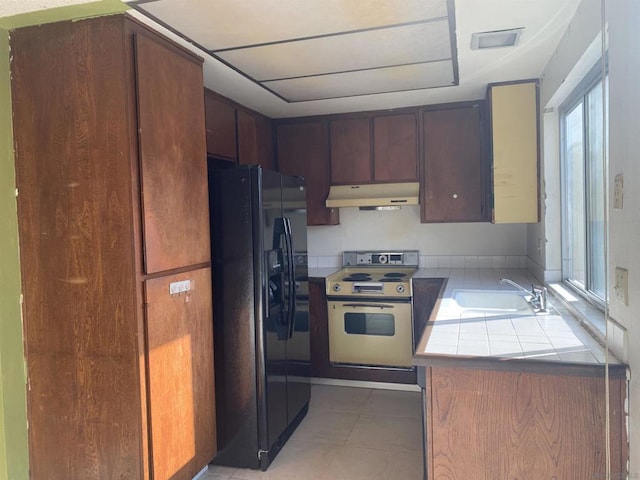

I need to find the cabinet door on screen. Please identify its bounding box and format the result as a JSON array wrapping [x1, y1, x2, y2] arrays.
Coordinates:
[[204, 89, 237, 161], [373, 113, 418, 182], [238, 110, 275, 169], [490, 82, 539, 223], [145, 268, 216, 480], [277, 121, 339, 225], [135, 34, 210, 273], [329, 117, 372, 184], [422, 106, 486, 222]]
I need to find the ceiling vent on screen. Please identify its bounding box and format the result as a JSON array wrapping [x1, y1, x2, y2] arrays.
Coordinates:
[[471, 28, 524, 50]]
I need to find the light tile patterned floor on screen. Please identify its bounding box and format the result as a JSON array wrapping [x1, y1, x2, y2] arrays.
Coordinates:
[[204, 385, 424, 480]]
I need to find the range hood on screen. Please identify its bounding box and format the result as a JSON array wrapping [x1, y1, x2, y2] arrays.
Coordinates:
[[325, 182, 419, 209]]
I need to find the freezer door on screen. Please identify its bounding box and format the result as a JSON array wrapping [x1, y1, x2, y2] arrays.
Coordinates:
[[258, 169, 290, 454], [281, 174, 311, 424]]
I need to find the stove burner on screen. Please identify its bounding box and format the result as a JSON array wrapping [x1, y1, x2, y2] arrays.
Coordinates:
[[343, 274, 372, 281], [379, 278, 402, 282], [383, 272, 407, 278]]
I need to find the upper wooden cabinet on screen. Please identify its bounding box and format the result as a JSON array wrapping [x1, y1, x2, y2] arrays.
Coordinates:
[[11, 16, 216, 480], [421, 104, 488, 223], [329, 117, 372, 184], [329, 113, 418, 185], [204, 89, 237, 161], [277, 120, 339, 226], [136, 34, 210, 273], [373, 113, 418, 182], [488, 81, 540, 223], [237, 108, 275, 169]]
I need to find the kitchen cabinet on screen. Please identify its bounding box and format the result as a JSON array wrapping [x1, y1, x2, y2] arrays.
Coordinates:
[[422, 366, 627, 479], [329, 117, 372, 184], [276, 120, 339, 225], [421, 104, 489, 222], [488, 80, 540, 223], [237, 108, 276, 170], [204, 88, 237, 161], [373, 113, 418, 182], [11, 15, 216, 480], [329, 113, 418, 185]]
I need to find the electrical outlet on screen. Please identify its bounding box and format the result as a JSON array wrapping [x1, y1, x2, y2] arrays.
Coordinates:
[[614, 267, 628, 305], [614, 174, 624, 209]]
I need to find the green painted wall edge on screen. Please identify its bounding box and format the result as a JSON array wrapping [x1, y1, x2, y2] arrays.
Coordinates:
[[0, 27, 29, 480], [0, 2, 130, 479], [0, 0, 130, 30]]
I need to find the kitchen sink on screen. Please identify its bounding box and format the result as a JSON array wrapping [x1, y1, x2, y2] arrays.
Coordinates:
[[452, 289, 533, 313]]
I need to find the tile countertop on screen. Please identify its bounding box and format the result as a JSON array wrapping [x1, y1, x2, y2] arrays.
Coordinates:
[[413, 268, 625, 375]]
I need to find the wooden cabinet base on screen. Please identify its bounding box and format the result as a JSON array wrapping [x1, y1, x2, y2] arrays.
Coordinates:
[[424, 366, 627, 479]]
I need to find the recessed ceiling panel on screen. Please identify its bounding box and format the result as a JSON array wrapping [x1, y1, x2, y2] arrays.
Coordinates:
[[264, 61, 455, 102], [216, 20, 452, 81], [131, 0, 449, 49]]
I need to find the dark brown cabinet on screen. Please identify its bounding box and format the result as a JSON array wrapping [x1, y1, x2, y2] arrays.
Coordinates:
[[329, 117, 372, 184], [11, 16, 216, 480], [204, 88, 237, 161], [237, 108, 275, 169], [276, 120, 339, 225], [373, 113, 418, 182], [421, 104, 488, 223], [329, 113, 418, 185]]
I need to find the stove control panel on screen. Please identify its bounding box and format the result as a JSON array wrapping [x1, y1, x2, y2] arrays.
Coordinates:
[[343, 250, 419, 267]]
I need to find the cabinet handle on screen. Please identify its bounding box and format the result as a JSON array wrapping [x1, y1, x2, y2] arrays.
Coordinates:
[[452, 193, 458, 199]]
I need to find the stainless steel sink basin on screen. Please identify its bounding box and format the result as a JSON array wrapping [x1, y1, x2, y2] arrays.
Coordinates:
[[453, 289, 532, 313]]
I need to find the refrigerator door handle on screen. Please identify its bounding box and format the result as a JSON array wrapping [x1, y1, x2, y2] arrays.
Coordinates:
[[283, 218, 296, 339]]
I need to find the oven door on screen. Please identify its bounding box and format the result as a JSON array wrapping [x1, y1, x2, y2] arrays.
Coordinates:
[[327, 300, 413, 368]]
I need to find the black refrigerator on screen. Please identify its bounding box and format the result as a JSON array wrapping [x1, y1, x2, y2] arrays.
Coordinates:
[[208, 160, 310, 470]]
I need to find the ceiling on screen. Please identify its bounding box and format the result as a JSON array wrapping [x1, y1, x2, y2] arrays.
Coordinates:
[[1, 0, 582, 118]]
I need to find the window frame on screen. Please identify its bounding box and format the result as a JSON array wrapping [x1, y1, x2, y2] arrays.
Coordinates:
[[559, 59, 608, 312]]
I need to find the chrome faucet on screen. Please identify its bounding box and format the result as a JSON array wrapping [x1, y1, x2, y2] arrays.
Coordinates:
[[499, 278, 548, 312]]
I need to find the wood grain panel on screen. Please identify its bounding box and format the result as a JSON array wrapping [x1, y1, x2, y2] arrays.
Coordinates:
[[204, 89, 237, 160], [373, 113, 418, 181], [237, 109, 258, 166], [145, 268, 216, 480], [11, 17, 143, 479], [308, 280, 415, 384], [277, 121, 339, 225], [136, 33, 210, 273], [256, 114, 276, 170], [426, 367, 627, 480], [329, 117, 372, 184], [422, 106, 486, 222]]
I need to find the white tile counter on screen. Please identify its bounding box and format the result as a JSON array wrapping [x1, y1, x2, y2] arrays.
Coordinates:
[[413, 268, 624, 374]]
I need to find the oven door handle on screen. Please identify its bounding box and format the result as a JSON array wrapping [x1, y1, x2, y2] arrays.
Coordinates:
[[341, 303, 396, 309]]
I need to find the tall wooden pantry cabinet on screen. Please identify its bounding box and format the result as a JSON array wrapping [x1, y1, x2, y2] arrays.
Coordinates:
[[10, 15, 216, 480]]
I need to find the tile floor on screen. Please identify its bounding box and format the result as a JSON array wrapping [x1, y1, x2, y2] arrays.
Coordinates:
[[203, 385, 424, 480]]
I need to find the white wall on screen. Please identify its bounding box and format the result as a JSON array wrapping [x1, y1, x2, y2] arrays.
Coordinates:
[[608, 0, 640, 476], [538, 0, 640, 475], [308, 205, 528, 261]]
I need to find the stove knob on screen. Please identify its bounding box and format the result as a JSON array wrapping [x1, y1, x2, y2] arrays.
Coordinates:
[[378, 255, 388, 264], [396, 284, 406, 294], [332, 283, 341, 292]]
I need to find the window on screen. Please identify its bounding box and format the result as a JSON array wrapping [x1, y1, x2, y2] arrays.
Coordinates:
[[560, 64, 608, 306]]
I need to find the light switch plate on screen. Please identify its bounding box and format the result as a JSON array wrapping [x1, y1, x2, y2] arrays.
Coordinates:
[[614, 267, 628, 305], [169, 279, 191, 295], [614, 174, 624, 209]]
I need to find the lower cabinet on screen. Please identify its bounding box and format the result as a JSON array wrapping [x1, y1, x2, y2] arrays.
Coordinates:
[[145, 269, 216, 480], [423, 366, 627, 479]]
